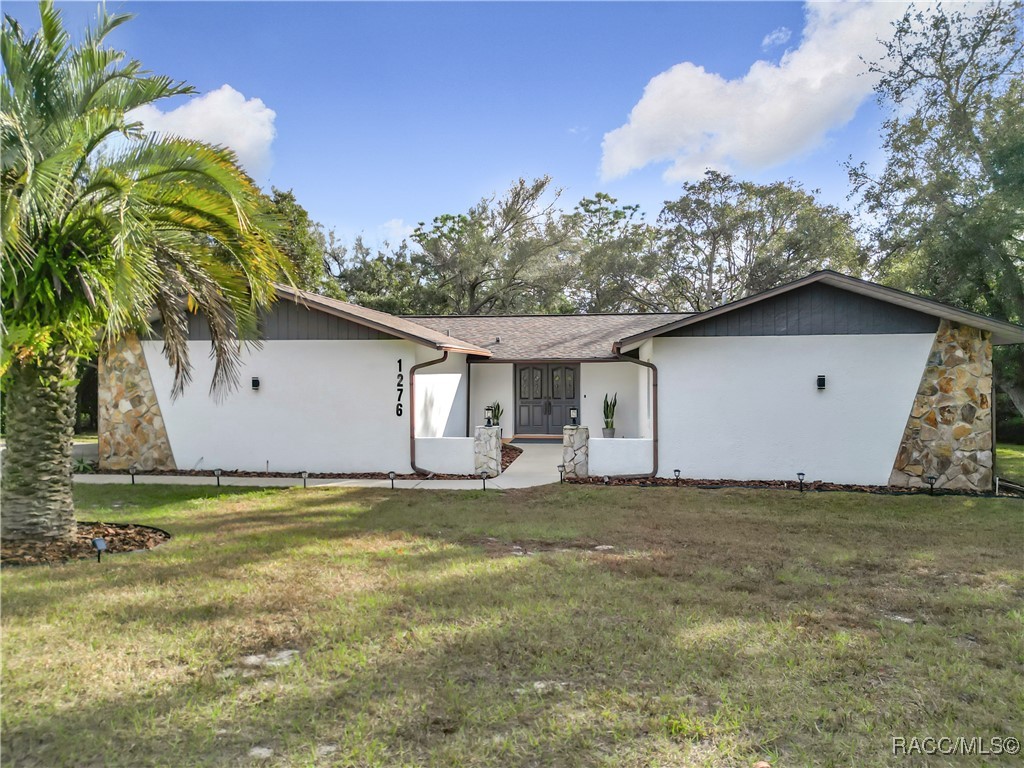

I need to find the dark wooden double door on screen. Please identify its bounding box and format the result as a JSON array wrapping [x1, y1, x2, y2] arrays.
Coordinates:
[[515, 364, 580, 435]]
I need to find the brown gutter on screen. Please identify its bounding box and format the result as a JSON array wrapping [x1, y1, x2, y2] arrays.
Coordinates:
[[409, 350, 449, 474], [611, 345, 658, 479]]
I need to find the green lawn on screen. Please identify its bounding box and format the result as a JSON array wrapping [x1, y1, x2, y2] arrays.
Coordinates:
[[2, 485, 1022, 767], [997, 443, 1024, 483]]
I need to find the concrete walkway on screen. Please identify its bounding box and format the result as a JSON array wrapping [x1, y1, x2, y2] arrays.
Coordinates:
[[73, 441, 564, 491]]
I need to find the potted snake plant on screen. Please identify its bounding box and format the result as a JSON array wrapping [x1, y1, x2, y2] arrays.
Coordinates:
[[603, 393, 617, 438], [490, 401, 505, 440]]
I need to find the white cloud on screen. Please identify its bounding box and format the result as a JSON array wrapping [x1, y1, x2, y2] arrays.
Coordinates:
[[601, 2, 910, 182], [761, 26, 792, 49], [379, 218, 414, 244], [131, 84, 277, 176]]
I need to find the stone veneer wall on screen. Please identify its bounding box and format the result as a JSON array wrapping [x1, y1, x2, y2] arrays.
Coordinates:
[[98, 334, 177, 471], [473, 426, 502, 477], [562, 426, 589, 478], [889, 320, 993, 491]]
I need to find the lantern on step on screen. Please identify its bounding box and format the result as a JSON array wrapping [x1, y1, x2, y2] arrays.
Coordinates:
[[484, 406, 494, 427], [569, 406, 579, 426]]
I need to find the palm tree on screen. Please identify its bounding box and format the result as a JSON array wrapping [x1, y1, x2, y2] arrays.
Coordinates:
[[1, 2, 290, 540]]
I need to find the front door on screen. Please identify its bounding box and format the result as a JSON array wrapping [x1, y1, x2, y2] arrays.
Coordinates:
[[515, 364, 580, 435]]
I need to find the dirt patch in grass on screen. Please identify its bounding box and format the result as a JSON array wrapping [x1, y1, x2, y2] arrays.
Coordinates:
[[1, 522, 170, 567]]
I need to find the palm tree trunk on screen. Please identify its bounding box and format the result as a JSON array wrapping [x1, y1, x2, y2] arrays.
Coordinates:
[[1, 346, 78, 541]]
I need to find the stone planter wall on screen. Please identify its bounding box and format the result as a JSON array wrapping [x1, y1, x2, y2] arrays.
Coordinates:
[[473, 426, 501, 477], [889, 320, 993, 491], [98, 335, 177, 471], [562, 426, 589, 478]]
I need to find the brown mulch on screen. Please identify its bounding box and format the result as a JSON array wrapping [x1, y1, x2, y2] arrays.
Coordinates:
[[80, 442, 525, 481], [1, 522, 171, 567], [566, 475, 988, 495]]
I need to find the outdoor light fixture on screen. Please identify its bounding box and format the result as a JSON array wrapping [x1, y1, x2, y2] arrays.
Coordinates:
[[557, 464, 565, 484], [817, 375, 826, 390], [214, 468, 222, 487], [388, 470, 397, 490], [569, 407, 579, 426], [251, 376, 260, 391], [797, 472, 806, 493], [674, 468, 681, 487], [480, 470, 490, 490], [302, 470, 309, 489], [926, 475, 937, 495], [91, 537, 107, 563], [129, 466, 137, 485], [603, 475, 611, 486]]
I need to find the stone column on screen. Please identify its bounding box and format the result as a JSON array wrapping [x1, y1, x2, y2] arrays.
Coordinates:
[[562, 425, 589, 479], [474, 426, 502, 477]]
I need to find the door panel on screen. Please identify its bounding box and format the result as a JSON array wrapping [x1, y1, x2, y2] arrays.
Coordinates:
[[514, 364, 581, 435]]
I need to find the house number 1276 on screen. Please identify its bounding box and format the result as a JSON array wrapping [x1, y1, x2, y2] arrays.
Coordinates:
[[396, 360, 404, 416]]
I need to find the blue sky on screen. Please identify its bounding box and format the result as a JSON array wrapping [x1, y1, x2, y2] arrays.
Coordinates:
[[6, 1, 908, 247]]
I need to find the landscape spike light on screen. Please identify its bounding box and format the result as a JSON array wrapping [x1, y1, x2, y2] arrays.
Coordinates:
[[797, 472, 805, 493], [129, 466, 137, 485], [674, 468, 681, 487], [557, 464, 565, 484], [91, 537, 107, 563], [603, 475, 611, 486], [480, 469, 489, 490], [302, 470, 309, 489], [388, 470, 397, 490], [926, 475, 937, 495], [214, 468, 222, 487]]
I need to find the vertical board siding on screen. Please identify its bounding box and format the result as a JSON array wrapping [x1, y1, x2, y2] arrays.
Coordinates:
[[179, 300, 397, 341], [665, 283, 939, 337]]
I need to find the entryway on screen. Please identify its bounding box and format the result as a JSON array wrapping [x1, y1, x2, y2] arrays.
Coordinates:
[[514, 364, 580, 436]]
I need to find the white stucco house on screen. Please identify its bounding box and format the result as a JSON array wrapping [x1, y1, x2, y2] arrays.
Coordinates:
[[99, 271, 1024, 491]]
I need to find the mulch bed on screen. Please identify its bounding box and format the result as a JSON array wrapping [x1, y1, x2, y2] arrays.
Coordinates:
[[566, 475, 1000, 496], [77, 443, 525, 481], [1, 522, 171, 567]]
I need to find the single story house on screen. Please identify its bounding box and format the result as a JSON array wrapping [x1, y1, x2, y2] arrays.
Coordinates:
[[99, 270, 1023, 491]]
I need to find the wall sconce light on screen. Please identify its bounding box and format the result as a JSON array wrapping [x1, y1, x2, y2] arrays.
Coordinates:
[[797, 472, 805, 493], [301, 470, 309, 489], [484, 406, 494, 427], [569, 406, 579, 426], [129, 465, 137, 485], [251, 376, 260, 391], [214, 468, 222, 487], [816, 375, 826, 390], [926, 475, 937, 495], [388, 470, 397, 490], [91, 537, 107, 563], [557, 464, 565, 484], [674, 468, 681, 487]]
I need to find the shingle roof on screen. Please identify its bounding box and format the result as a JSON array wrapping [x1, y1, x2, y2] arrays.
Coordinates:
[[273, 284, 492, 356], [406, 313, 689, 360]]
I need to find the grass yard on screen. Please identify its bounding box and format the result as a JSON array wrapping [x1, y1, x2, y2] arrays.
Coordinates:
[[2, 485, 1022, 767], [998, 443, 1024, 483]]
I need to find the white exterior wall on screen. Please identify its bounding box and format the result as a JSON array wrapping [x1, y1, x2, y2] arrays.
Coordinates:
[[653, 334, 935, 484], [414, 349, 468, 437], [580, 362, 641, 438], [414, 438, 475, 474], [143, 339, 417, 473], [590, 439, 654, 476], [470, 363, 514, 436]]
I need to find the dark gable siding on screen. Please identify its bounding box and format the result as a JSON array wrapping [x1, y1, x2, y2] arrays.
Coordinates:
[[665, 283, 939, 337], [181, 300, 398, 341]]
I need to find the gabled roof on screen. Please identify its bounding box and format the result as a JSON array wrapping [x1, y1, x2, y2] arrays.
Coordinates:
[[616, 270, 1024, 348], [408, 313, 689, 360], [273, 284, 492, 356]]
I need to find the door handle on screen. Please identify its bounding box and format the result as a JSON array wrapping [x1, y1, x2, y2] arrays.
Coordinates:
[[545, 400, 552, 415]]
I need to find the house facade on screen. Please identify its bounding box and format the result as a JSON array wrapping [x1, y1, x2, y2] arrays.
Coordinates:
[[98, 271, 1023, 491]]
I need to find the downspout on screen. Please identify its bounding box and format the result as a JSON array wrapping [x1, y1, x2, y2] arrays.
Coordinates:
[[612, 344, 658, 479], [409, 350, 449, 475]]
